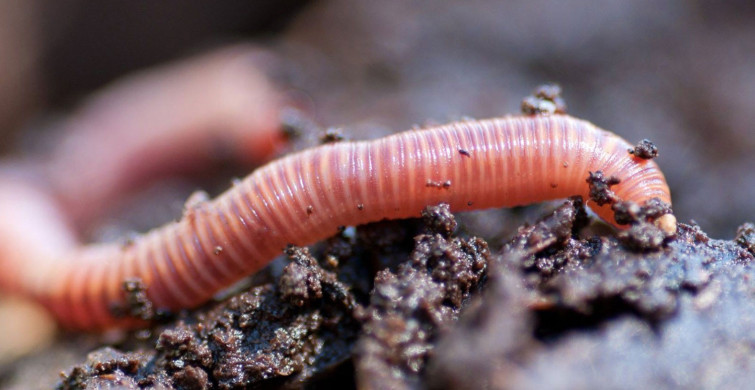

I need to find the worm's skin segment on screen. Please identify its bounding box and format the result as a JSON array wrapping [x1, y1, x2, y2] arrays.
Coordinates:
[[44, 45, 286, 227], [2, 115, 672, 329]]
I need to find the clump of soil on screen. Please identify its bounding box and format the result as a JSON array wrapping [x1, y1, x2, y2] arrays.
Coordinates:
[[628, 139, 659, 160], [586, 171, 675, 251], [354, 204, 489, 389], [52, 204, 491, 389], [427, 206, 755, 389], [57, 243, 365, 389]]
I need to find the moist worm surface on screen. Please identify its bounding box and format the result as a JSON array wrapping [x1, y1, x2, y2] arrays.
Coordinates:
[[3, 115, 672, 329]]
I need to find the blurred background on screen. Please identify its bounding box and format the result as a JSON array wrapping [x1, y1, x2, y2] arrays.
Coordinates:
[[2, 0, 754, 239]]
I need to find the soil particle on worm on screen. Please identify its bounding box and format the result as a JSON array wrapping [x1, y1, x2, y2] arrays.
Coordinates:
[[628, 139, 659, 159], [109, 279, 169, 322], [586, 168, 675, 252], [610, 198, 675, 252], [586, 171, 621, 206], [612, 198, 673, 226], [318, 127, 346, 144]]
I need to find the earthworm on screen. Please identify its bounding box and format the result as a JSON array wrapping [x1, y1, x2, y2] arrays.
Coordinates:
[[0, 114, 673, 330], [42, 45, 286, 227]]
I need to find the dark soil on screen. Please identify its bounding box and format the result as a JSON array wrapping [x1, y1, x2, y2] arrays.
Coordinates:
[[429, 213, 755, 390], [27, 199, 754, 390], [628, 139, 659, 160], [3, 1, 755, 389]]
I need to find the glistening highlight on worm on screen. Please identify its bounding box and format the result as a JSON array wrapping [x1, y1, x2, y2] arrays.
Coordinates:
[[0, 114, 674, 330]]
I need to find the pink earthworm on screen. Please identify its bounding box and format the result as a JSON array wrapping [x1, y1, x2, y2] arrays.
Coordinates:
[[0, 114, 673, 330], [42, 45, 287, 228]]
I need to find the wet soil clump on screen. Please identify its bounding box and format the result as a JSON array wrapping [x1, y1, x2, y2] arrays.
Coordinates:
[[427, 206, 755, 390], [354, 204, 489, 389], [628, 139, 659, 160]]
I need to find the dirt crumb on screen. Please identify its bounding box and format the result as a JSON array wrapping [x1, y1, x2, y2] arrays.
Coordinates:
[[279, 245, 356, 309], [421, 203, 457, 238], [611, 198, 675, 250], [586, 171, 621, 206], [57, 347, 153, 390], [641, 198, 673, 220], [611, 200, 643, 226], [736, 222, 755, 255], [278, 246, 323, 306], [612, 198, 672, 225], [521, 84, 567, 115], [171, 366, 209, 390], [509, 198, 585, 254], [616, 222, 667, 251], [628, 139, 659, 159], [109, 279, 162, 322], [319, 127, 346, 143]]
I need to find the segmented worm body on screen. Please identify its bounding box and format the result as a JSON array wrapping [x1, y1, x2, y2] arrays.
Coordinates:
[[1, 115, 672, 329], [45, 45, 285, 227]]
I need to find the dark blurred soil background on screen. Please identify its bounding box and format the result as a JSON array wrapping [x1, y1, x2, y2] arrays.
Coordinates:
[[1, 1, 755, 389]]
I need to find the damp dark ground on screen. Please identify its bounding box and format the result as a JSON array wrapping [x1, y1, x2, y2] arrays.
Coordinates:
[[2, 1, 755, 389]]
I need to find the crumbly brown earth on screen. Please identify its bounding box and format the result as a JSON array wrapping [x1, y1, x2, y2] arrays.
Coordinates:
[[57, 244, 365, 390], [355, 204, 489, 389], [735, 223, 755, 256], [30, 199, 753, 390], [427, 206, 755, 390]]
